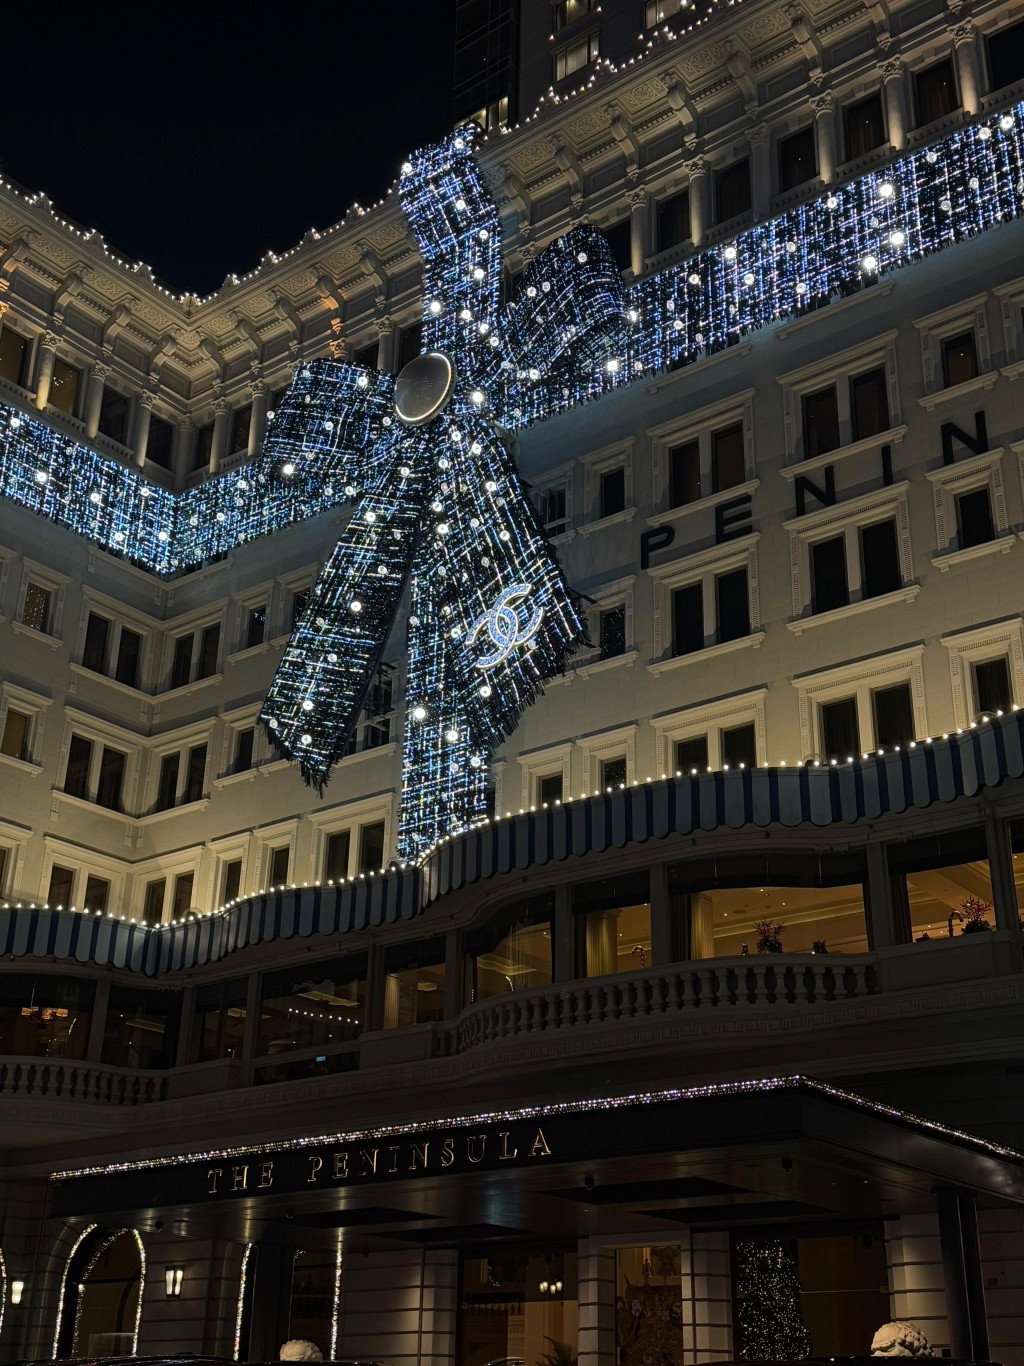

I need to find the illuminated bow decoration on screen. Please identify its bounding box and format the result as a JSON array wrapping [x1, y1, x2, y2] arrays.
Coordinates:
[[259, 128, 627, 857]]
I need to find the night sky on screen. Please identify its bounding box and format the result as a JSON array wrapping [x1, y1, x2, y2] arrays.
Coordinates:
[[0, 3, 457, 296]]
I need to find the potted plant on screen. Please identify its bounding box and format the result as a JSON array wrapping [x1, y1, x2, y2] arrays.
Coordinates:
[[753, 919, 784, 954], [959, 895, 993, 933], [537, 1340, 578, 1366]]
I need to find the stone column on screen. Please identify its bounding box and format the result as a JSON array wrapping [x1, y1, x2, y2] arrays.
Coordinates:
[[248, 378, 267, 458], [812, 91, 838, 184], [132, 390, 154, 468], [882, 57, 908, 151], [865, 841, 897, 949], [33, 331, 59, 410], [173, 415, 195, 487], [577, 1238, 616, 1366], [552, 881, 573, 982], [985, 811, 1020, 934], [937, 1187, 989, 1360], [627, 185, 650, 277], [686, 156, 710, 246], [952, 20, 982, 116], [83, 361, 110, 440], [210, 392, 230, 474], [376, 314, 396, 374], [649, 861, 674, 965], [749, 122, 772, 219]]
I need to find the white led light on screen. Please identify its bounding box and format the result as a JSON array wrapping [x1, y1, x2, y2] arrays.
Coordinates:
[[878, 180, 895, 199], [34, 469, 47, 484], [302, 699, 314, 712], [429, 300, 442, 315], [723, 245, 737, 261], [412, 705, 427, 721], [445, 728, 460, 742], [469, 389, 485, 405], [861, 254, 878, 273], [350, 600, 362, 613], [889, 230, 906, 247]]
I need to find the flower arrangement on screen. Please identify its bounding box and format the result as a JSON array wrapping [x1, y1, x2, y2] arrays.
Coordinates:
[[959, 895, 993, 933], [754, 919, 784, 954]]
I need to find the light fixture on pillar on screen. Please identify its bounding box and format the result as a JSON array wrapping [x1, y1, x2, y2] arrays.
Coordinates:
[[164, 1266, 184, 1298], [10, 1280, 24, 1305]]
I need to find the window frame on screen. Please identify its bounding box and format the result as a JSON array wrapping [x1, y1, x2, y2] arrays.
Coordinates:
[[163, 610, 226, 693], [578, 439, 636, 533], [73, 591, 153, 693], [647, 533, 764, 675], [0, 682, 49, 772], [648, 389, 757, 521], [778, 332, 901, 468], [56, 713, 137, 816], [142, 724, 214, 819], [532, 463, 575, 540], [793, 645, 927, 763], [306, 796, 394, 883], [914, 294, 995, 405], [941, 616, 1024, 727], [576, 724, 637, 793], [553, 28, 600, 81], [13, 559, 70, 645], [927, 447, 1012, 569], [517, 742, 573, 812], [653, 688, 768, 775], [577, 575, 637, 677]]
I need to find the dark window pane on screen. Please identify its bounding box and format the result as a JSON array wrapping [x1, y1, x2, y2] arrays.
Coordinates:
[[538, 772, 563, 805], [711, 423, 745, 492], [603, 219, 632, 273], [861, 519, 902, 597], [803, 385, 840, 457], [716, 567, 750, 642], [974, 657, 1012, 714], [223, 860, 242, 903], [812, 535, 849, 612], [193, 423, 214, 471], [672, 582, 704, 655], [48, 865, 75, 906], [398, 322, 422, 370], [601, 755, 627, 788], [821, 697, 860, 760], [1, 709, 30, 761], [21, 583, 51, 633], [716, 159, 751, 222], [82, 613, 110, 673], [172, 872, 195, 918], [148, 415, 174, 469], [942, 330, 978, 386], [600, 466, 626, 517], [96, 747, 125, 811], [65, 735, 92, 799], [354, 341, 379, 370], [292, 589, 311, 628], [83, 875, 110, 913], [989, 18, 1024, 90], [538, 484, 567, 532], [676, 735, 709, 773], [170, 635, 193, 689], [957, 487, 994, 548], [850, 367, 889, 440], [98, 389, 131, 445], [270, 846, 291, 886], [324, 830, 351, 882], [359, 820, 386, 873], [115, 628, 142, 688], [142, 879, 166, 925], [779, 126, 817, 190], [197, 622, 221, 678], [156, 753, 180, 811], [844, 93, 886, 159], [246, 605, 266, 649], [183, 744, 206, 804], [874, 683, 915, 749], [234, 728, 254, 773], [656, 189, 690, 253], [722, 722, 756, 768], [231, 404, 252, 454], [915, 58, 957, 126], [0, 328, 31, 387], [49, 359, 80, 415], [669, 439, 701, 507], [600, 605, 626, 658]]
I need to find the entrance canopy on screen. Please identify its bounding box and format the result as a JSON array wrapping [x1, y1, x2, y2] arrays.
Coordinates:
[[49, 1076, 1024, 1250]]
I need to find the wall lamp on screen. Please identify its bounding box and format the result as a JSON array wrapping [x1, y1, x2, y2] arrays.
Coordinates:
[[10, 1280, 24, 1305], [164, 1266, 184, 1298], [538, 1279, 563, 1295]]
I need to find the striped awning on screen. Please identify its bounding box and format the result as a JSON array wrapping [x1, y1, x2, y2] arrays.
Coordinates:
[[3, 711, 1021, 976]]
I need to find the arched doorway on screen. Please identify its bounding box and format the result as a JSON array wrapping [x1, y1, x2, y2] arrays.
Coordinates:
[[54, 1226, 145, 1358]]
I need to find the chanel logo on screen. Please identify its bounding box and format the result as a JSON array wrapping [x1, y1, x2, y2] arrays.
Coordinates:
[[466, 583, 544, 670]]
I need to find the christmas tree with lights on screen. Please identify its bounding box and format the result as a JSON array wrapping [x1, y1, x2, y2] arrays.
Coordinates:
[[736, 1241, 811, 1360]]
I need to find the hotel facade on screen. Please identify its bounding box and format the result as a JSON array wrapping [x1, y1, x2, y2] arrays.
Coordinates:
[[2, 0, 1024, 1362]]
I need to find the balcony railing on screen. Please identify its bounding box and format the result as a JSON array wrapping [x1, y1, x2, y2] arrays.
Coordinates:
[[438, 954, 880, 1056], [0, 1058, 168, 1104]]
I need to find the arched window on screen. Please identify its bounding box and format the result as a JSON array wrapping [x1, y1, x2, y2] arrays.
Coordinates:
[[53, 1226, 145, 1359]]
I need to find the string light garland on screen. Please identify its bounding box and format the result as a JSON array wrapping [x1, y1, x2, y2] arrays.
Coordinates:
[[2, 110, 1024, 855], [48, 1075, 1024, 1180], [736, 1241, 811, 1361], [233, 1244, 254, 1361]]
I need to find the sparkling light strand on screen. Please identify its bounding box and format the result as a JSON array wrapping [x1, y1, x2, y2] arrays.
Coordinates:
[[233, 1244, 254, 1361]]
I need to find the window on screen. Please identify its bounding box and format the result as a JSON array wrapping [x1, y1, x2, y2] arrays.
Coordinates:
[[80, 609, 144, 688], [245, 604, 266, 650], [715, 160, 751, 223], [324, 830, 351, 882], [269, 845, 291, 886], [652, 394, 754, 515], [941, 618, 1024, 727], [115, 628, 142, 688], [844, 92, 886, 159], [655, 189, 690, 254], [193, 422, 214, 471], [942, 330, 978, 387], [669, 439, 701, 507], [722, 722, 756, 768], [359, 820, 385, 873], [233, 727, 255, 774], [711, 423, 744, 493], [600, 755, 627, 789], [644, 0, 685, 23], [48, 865, 75, 907], [672, 569, 751, 654], [142, 879, 166, 925], [603, 219, 632, 274], [354, 340, 379, 370], [574, 871, 651, 978], [148, 415, 174, 469], [192, 977, 248, 1061], [170, 635, 193, 689], [988, 18, 1024, 91], [537, 482, 569, 535], [849, 367, 889, 441], [779, 127, 817, 191], [397, 321, 422, 370], [49, 358, 81, 416], [168, 621, 221, 689], [715, 566, 750, 642], [464, 894, 554, 1003], [382, 941, 446, 1029], [82, 613, 111, 673], [956, 487, 995, 548], [64, 735, 93, 800], [811, 535, 849, 613], [21, 582, 52, 633], [98, 389, 131, 445], [1, 708, 32, 762], [794, 646, 926, 760], [803, 386, 840, 458], [974, 657, 1012, 715], [808, 518, 902, 614], [256, 958, 365, 1057], [599, 605, 626, 659], [873, 682, 915, 749], [231, 404, 252, 455], [103, 984, 179, 1069], [155, 754, 179, 812], [152, 739, 209, 812], [171, 871, 195, 917], [821, 696, 860, 760], [223, 859, 242, 902], [291, 587, 311, 629], [600, 466, 625, 517], [519, 743, 572, 810], [582, 441, 634, 526], [95, 747, 126, 811], [780, 336, 899, 462], [313, 806, 390, 881], [182, 744, 207, 804], [672, 582, 704, 656], [83, 874, 110, 913], [927, 445, 1007, 565], [537, 772, 564, 805], [0, 327, 31, 388], [860, 519, 902, 598], [652, 537, 761, 669], [676, 735, 709, 773], [554, 30, 599, 80], [915, 58, 958, 126]]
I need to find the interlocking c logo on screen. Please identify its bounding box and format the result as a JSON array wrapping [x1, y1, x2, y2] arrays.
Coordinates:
[[466, 583, 545, 670]]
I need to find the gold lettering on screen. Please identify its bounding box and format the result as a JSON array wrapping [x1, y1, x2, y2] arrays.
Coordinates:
[[388, 1145, 400, 1174], [332, 1151, 349, 1180], [360, 1148, 379, 1176], [307, 1156, 323, 1184], [409, 1142, 429, 1171], [499, 1132, 518, 1160], [441, 1138, 455, 1168], [466, 1134, 487, 1164], [529, 1127, 552, 1158], [231, 1164, 249, 1191], [258, 1161, 274, 1188], [207, 1167, 223, 1195]]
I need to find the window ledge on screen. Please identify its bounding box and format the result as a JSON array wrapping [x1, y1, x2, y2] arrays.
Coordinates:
[[135, 797, 210, 825], [773, 281, 895, 342], [547, 528, 577, 545], [924, 447, 1004, 485], [155, 672, 224, 700], [577, 507, 638, 537], [1001, 362, 1024, 382], [51, 790, 132, 821], [933, 535, 1017, 571], [647, 480, 759, 528], [0, 753, 43, 777], [68, 663, 149, 701], [226, 640, 279, 666], [10, 621, 62, 650], [647, 631, 766, 677], [918, 370, 1000, 411], [779, 427, 908, 481], [646, 342, 753, 396], [575, 649, 639, 679], [213, 768, 259, 790], [787, 584, 921, 634], [339, 740, 398, 768]]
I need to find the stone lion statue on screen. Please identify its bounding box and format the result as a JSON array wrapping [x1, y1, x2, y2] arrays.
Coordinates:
[[871, 1321, 933, 1357], [279, 1341, 323, 1362]]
